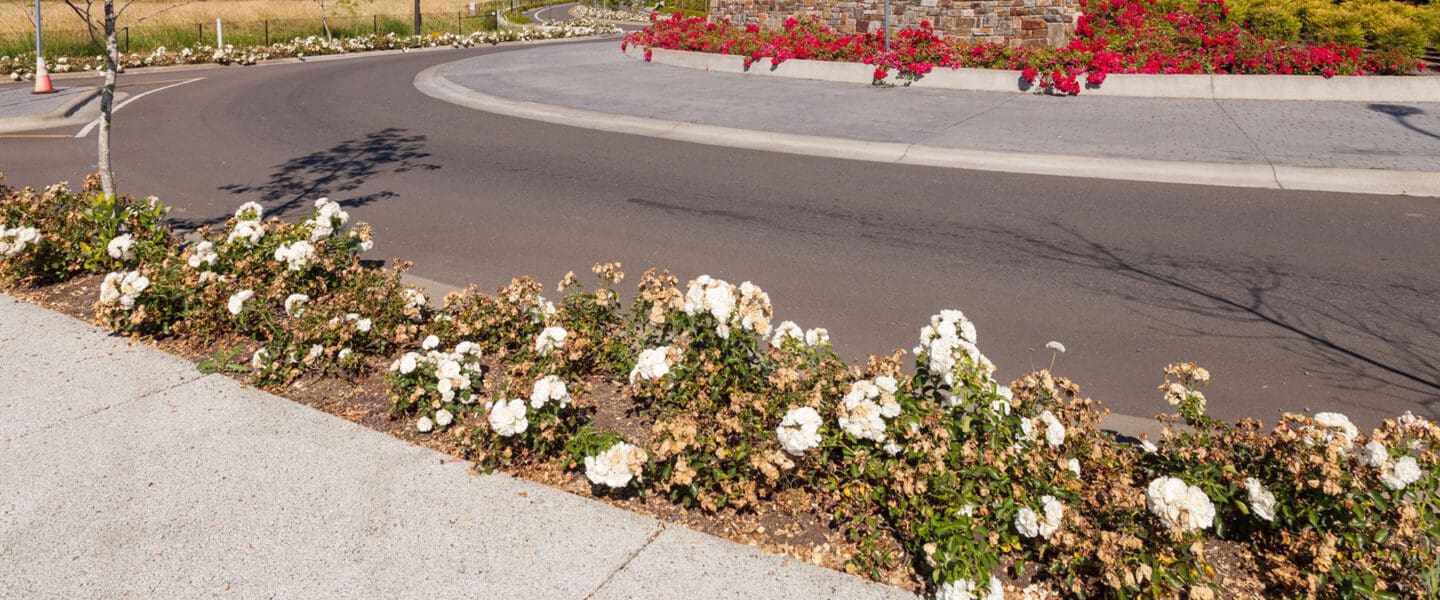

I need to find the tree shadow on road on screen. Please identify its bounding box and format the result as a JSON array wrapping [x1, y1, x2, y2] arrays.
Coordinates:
[[1003, 221, 1440, 420], [190, 128, 440, 229]]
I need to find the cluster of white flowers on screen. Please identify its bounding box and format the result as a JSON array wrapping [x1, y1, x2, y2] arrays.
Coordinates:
[[106, 234, 135, 261], [273, 240, 317, 271], [1146, 476, 1215, 532], [389, 340, 485, 409], [535, 326, 567, 356], [187, 240, 218, 270], [0, 223, 41, 258], [769, 320, 830, 350], [284, 293, 309, 317], [530, 375, 571, 409], [305, 198, 349, 241], [1363, 438, 1425, 491], [1019, 410, 1067, 448], [343, 312, 373, 333], [681, 275, 772, 339], [228, 202, 266, 245], [1245, 477, 1276, 522], [1307, 411, 1359, 448], [98, 271, 149, 309], [585, 441, 648, 489], [914, 310, 996, 402], [776, 406, 824, 456], [630, 346, 674, 383], [936, 575, 1005, 600], [488, 398, 529, 437], [576, 6, 652, 22], [838, 377, 900, 443], [1015, 495, 1064, 539], [227, 289, 255, 316]]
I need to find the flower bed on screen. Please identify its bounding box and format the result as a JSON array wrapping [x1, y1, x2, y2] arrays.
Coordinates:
[[1, 19, 619, 80], [2, 174, 1437, 598], [620, 0, 1424, 95]]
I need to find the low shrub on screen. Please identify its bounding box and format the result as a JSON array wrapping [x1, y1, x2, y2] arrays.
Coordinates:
[[1, 177, 1436, 598]]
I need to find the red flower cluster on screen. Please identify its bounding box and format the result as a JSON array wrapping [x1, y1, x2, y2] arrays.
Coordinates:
[[622, 3, 1419, 95]]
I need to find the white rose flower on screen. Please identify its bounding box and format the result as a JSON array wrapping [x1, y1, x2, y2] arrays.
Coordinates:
[[396, 352, 418, 374], [416, 416, 434, 433], [106, 234, 135, 260], [227, 289, 254, 316], [422, 335, 440, 350], [530, 375, 571, 409], [487, 399, 528, 437], [227, 219, 265, 245], [1067, 458, 1081, 477], [1381, 456, 1423, 491], [354, 318, 372, 333], [584, 441, 648, 489], [535, 326, 567, 356], [776, 406, 823, 456], [1361, 440, 1389, 468], [434, 409, 454, 428], [1040, 411, 1066, 447], [187, 241, 218, 269], [250, 348, 270, 371], [1146, 476, 1215, 532], [273, 240, 317, 271], [284, 293, 309, 317], [770, 320, 804, 349], [804, 327, 830, 347], [629, 346, 673, 383], [839, 398, 887, 443], [234, 201, 264, 221], [1245, 477, 1276, 522], [1311, 412, 1359, 447]]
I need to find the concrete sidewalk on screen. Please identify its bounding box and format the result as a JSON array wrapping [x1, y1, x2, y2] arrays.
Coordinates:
[[425, 40, 1440, 194], [0, 294, 912, 599]]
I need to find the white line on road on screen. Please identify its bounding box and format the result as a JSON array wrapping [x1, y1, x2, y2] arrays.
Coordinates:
[[75, 77, 204, 139]]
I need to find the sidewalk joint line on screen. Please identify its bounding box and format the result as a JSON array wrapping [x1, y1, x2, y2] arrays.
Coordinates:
[[581, 522, 665, 599], [1211, 98, 1283, 189], [3, 365, 206, 446]]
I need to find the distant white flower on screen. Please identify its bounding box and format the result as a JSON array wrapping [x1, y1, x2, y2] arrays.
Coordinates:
[[1147, 476, 1215, 532], [422, 335, 440, 350], [227, 289, 254, 316], [936, 575, 1004, 600], [306, 344, 323, 360], [234, 201, 263, 221], [1310, 412, 1359, 448], [338, 348, 352, 361], [530, 375, 571, 409], [1015, 495, 1063, 539], [284, 293, 309, 317], [1046, 340, 1066, 353], [354, 317, 372, 333], [416, 416, 434, 433], [1381, 456, 1423, 491], [0, 224, 42, 258], [770, 320, 804, 349], [397, 352, 419, 374], [629, 346, 673, 383], [804, 327, 830, 347], [584, 441, 648, 489], [1245, 477, 1276, 522], [1067, 458, 1081, 477], [777, 406, 823, 456], [1140, 439, 1159, 453], [187, 241, 218, 269], [535, 326, 567, 356], [883, 441, 903, 456], [434, 409, 454, 428], [487, 399, 528, 437], [1040, 410, 1066, 447], [250, 348, 270, 371], [1361, 440, 1389, 468], [106, 234, 135, 260], [403, 288, 427, 312], [98, 271, 149, 309], [227, 219, 264, 245], [273, 240, 317, 271]]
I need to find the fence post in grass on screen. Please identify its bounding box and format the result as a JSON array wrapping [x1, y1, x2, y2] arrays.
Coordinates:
[[374, 14, 378, 34], [414, 0, 422, 36], [457, 11, 461, 34], [264, 20, 269, 46], [198, 22, 203, 44], [124, 26, 130, 53]]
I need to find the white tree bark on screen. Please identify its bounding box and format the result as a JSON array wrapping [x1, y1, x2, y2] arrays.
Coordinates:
[[98, 0, 117, 199]]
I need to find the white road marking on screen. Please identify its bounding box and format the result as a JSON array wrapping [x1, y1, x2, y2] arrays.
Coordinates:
[[75, 77, 204, 138]]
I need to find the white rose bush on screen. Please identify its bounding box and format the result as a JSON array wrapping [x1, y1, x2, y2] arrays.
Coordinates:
[[2, 175, 1438, 599]]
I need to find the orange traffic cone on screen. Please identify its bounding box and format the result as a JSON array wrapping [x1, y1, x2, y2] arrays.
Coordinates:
[[32, 57, 55, 94]]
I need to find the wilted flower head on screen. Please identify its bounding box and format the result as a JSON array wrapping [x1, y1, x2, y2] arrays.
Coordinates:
[[1245, 477, 1276, 522], [284, 293, 309, 317], [106, 234, 135, 261], [227, 290, 255, 316], [584, 441, 648, 489]]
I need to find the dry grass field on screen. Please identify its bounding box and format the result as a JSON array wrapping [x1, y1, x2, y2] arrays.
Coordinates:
[[1, 0, 515, 55]]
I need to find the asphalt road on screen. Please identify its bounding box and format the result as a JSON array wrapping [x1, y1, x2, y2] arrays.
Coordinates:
[[1, 39, 1436, 427]]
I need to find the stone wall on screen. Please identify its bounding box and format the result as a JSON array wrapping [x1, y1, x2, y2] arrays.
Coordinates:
[[707, 0, 1079, 46]]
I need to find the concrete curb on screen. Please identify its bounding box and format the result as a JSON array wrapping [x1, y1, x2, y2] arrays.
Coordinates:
[[415, 60, 1440, 197], [0, 86, 102, 134], [623, 45, 1440, 103]]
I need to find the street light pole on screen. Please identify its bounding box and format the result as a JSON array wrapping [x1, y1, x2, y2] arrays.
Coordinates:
[[33, 0, 55, 93], [413, 0, 421, 36], [882, 0, 890, 54]]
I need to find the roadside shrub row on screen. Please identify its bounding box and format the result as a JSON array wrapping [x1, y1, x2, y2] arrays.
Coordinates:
[[1, 19, 620, 80], [1, 175, 1436, 599], [1228, 0, 1440, 58], [621, 0, 1424, 96]]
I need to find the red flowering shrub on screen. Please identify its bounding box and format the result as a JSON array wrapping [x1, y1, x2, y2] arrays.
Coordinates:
[[622, 2, 1420, 95]]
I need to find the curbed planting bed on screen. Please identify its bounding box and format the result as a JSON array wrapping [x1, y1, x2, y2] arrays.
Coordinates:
[[2, 176, 1438, 599], [620, 3, 1440, 102]]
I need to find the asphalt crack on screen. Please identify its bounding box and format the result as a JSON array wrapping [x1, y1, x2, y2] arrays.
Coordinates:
[[582, 522, 666, 599]]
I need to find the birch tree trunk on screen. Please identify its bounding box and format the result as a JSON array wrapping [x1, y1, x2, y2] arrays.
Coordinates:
[[98, 0, 118, 200]]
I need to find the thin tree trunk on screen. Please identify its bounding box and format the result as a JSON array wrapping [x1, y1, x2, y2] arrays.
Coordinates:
[[98, 0, 117, 200]]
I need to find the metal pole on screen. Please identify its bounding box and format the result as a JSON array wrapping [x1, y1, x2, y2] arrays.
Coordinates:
[[125, 27, 130, 53], [33, 0, 41, 61], [216, 18, 223, 47], [414, 0, 422, 36]]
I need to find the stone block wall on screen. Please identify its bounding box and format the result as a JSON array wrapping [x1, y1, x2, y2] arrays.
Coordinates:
[[708, 0, 1079, 46]]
